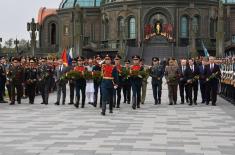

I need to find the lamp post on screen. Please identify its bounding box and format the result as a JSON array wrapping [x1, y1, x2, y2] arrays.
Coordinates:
[[14, 38, 19, 55], [27, 18, 39, 56], [0, 38, 2, 52]]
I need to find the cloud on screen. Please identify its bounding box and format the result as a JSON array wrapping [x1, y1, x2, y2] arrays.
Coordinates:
[[0, 0, 59, 43]]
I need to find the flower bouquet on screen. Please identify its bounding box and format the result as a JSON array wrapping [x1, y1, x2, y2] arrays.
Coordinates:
[[66, 71, 83, 80]]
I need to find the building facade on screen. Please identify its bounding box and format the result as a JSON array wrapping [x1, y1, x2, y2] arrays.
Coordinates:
[[37, 0, 235, 61]]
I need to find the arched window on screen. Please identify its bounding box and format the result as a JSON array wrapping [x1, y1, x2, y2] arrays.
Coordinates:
[[50, 23, 57, 45], [192, 15, 200, 35], [180, 16, 188, 38], [128, 17, 136, 39], [118, 17, 124, 38]]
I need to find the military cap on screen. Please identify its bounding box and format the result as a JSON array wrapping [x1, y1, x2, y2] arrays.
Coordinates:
[[95, 55, 102, 59], [132, 55, 140, 60], [12, 57, 20, 62], [124, 59, 130, 63], [29, 58, 35, 63], [72, 58, 77, 62], [104, 54, 112, 59], [77, 56, 84, 61], [152, 57, 159, 61], [114, 54, 122, 60]]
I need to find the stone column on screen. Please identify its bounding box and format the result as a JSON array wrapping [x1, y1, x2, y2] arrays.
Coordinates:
[[216, 0, 224, 57]]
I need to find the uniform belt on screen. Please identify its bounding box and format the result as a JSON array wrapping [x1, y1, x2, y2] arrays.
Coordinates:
[[103, 77, 114, 80]]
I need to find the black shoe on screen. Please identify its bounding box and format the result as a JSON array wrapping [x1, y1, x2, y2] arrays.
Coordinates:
[[18, 101, 21, 104], [101, 112, 105, 116], [132, 105, 136, 110], [109, 111, 113, 114], [41, 102, 45, 104], [169, 103, 173, 105], [201, 101, 205, 104], [155, 100, 158, 105], [206, 102, 209, 105], [181, 102, 184, 104], [158, 99, 161, 104], [123, 100, 126, 104], [127, 101, 130, 104], [81, 105, 85, 108], [174, 102, 177, 105], [189, 103, 193, 106], [74, 104, 79, 108], [186, 99, 189, 103], [44, 103, 48, 105], [54, 102, 60, 105], [116, 106, 120, 108], [62, 102, 65, 105], [212, 103, 216, 106], [10, 102, 15, 105], [137, 105, 140, 108], [68, 102, 74, 105], [194, 101, 197, 105], [0, 100, 8, 103]]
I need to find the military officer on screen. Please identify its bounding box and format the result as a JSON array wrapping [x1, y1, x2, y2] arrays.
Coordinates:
[[122, 60, 131, 104], [0, 57, 7, 103], [24, 58, 38, 104], [113, 54, 122, 108], [8, 58, 24, 105], [140, 59, 150, 105], [38, 57, 53, 105], [92, 55, 102, 107], [130, 55, 144, 109], [100, 54, 118, 115], [165, 58, 179, 105], [74, 56, 87, 108], [149, 57, 164, 105]]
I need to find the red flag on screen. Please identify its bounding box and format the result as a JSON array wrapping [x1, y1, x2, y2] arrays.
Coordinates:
[[61, 48, 68, 66]]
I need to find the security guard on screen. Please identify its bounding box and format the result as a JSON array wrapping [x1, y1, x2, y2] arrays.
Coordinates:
[[25, 58, 38, 104], [74, 56, 87, 108], [100, 54, 118, 115], [149, 57, 164, 105], [0, 57, 7, 103], [113, 54, 122, 108], [130, 55, 143, 109], [122, 60, 131, 104], [8, 58, 24, 105], [38, 57, 53, 105]]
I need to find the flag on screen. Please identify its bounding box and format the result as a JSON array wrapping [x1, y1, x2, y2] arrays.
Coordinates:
[[67, 48, 73, 66], [61, 48, 68, 66], [201, 40, 209, 57]]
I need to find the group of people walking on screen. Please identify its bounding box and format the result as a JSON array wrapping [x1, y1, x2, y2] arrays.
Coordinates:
[[0, 54, 233, 116]]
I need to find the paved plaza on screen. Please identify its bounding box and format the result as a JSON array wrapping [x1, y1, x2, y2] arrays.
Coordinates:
[[0, 80, 235, 155]]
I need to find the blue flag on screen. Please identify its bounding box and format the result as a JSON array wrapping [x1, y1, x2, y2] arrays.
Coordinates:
[[201, 41, 209, 57]]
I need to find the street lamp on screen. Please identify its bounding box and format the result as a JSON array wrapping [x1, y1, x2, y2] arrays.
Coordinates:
[[27, 18, 39, 56], [0, 38, 2, 52], [14, 38, 19, 54]]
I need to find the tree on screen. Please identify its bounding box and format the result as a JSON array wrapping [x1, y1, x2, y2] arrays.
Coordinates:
[[5, 38, 13, 48], [18, 39, 28, 49]]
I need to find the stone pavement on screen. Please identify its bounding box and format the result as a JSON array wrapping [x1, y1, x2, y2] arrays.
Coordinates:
[[0, 80, 235, 155]]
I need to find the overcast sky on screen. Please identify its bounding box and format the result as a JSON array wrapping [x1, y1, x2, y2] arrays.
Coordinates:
[[0, 0, 59, 43]]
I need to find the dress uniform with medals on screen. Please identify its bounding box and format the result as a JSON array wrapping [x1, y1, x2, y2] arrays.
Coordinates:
[[113, 55, 122, 108], [100, 54, 118, 116], [0, 57, 7, 103], [74, 56, 87, 108], [8, 58, 25, 105], [130, 55, 143, 109], [24, 58, 38, 104], [68, 59, 77, 105], [122, 60, 131, 104], [92, 55, 102, 107], [38, 58, 53, 105], [149, 57, 164, 105]]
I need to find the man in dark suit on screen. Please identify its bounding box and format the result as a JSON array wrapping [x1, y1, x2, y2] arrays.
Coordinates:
[[54, 59, 68, 105], [178, 59, 187, 104], [204, 56, 221, 106], [0, 57, 7, 103], [199, 58, 208, 103]]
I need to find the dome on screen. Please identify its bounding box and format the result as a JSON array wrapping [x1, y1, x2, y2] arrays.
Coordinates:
[[59, 0, 101, 9]]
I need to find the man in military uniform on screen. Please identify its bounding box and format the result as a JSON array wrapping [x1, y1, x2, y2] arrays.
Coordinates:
[[165, 58, 179, 105], [149, 57, 164, 105], [122, 60, 131, 104], [0, 57, 7, 103], [68, 59, 77, 105], [130, 55, 143, 109], [54, 59, 68, 105], [100, 54, 118, 115], [38, 57, 53, 105], [8, 58, 24, 105], [74, 56, 87, 108], [92, 55, 102, 107], [113, 54, 122, 108], [24, 58, 38, 104], [140, 59, 150, 105]]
